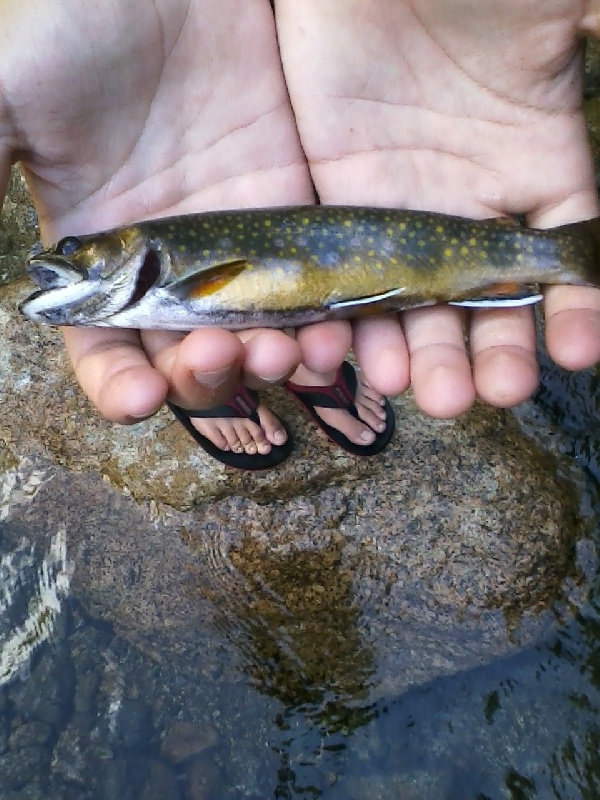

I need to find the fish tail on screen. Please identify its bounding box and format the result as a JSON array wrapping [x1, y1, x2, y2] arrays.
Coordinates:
[[552, 216, 600, 287]]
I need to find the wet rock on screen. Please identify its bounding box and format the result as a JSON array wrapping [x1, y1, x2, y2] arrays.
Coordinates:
[[161, 720, 219, 764], [186, 753, 221, 800], [50, 726, 87, 786], [98, 757, 135, 800], [8, 648, 75, 728], [8, 721, 52, 751], [140, 758, 182, 800], [0, 746, 47, 790], [112, 698, 154, 749]]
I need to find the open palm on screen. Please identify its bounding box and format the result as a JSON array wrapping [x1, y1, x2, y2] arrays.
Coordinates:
[[277, 0, 600, 415], [0, 0, 317, 421], [2, 0, 600, 424]]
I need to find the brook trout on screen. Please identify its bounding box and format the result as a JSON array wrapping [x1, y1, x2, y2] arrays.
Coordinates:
[[19, 206, 600, 330]]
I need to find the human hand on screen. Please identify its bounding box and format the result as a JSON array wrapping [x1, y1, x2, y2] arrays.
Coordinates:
[[0, 0, 353, 422], [276, 0, 600, 416]]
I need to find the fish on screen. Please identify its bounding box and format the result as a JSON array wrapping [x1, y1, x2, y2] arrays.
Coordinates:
[[18, 206, 600, 330]]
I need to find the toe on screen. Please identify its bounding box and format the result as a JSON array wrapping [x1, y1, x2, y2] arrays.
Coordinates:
[[257, 405, 288, 446], [191, 419, 231, 451]]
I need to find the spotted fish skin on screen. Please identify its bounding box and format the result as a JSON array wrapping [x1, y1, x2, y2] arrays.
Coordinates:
[[19, 207, 600, 329]]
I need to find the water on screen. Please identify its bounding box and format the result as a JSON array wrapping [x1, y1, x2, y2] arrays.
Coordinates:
[[1, 358, 600, 799]]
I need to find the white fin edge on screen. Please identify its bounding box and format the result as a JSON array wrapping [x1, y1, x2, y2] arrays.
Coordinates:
[[449, 294, 543, 309], [328, 287, 407, 310]]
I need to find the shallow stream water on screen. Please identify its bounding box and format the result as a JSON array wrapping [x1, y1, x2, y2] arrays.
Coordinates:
[[0, 352, 599, 800]]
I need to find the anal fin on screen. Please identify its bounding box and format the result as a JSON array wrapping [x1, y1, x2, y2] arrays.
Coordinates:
[[449, 282, 543, 309]]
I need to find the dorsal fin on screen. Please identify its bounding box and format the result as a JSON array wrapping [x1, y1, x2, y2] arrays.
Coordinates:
[[168, 259, 250, 299]]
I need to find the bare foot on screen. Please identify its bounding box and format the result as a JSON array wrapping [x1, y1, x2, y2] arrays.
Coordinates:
[[289, 364, 388, 447], [190, 402, 288, 456]]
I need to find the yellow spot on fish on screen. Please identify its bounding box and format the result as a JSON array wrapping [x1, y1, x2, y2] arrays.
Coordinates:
[[450, 238, 458, 246], [399, 222, 407, 232], [264, 220, 272, 227], [344, 220, 352, 227], [469, 238, 476, 247], [435, 225, 444, 234], [460, 246, 469, 256], [444, 248, 453, 258]]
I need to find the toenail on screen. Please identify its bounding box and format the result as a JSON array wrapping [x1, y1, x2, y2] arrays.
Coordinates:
[[360, 429, 376, 443], [245, 444, 257, 454], [272, 429, 287, 445]]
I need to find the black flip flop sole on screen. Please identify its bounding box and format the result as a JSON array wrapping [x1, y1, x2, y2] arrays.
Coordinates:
[[167, 400, 293, 471], [285, 361, 395, 457]]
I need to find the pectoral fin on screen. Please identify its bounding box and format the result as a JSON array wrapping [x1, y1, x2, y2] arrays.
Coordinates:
[[449, 283, 543, 309], [169, 259, 250, 299]]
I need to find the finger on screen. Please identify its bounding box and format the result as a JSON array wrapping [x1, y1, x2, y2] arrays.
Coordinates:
[[62, 327, 167, 424], [543, 285, 600, 370], [526, 189, 600, 371], [402, 305, 475, 418], [295, 320, 352, 374], [141, 328, 245, 410], [352, 315, 410, 395], [236, 328, 302, 388], [469, 305, 538, 407]]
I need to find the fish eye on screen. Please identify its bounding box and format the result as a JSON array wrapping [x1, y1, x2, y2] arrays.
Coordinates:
[[55, 236, 82, 256]]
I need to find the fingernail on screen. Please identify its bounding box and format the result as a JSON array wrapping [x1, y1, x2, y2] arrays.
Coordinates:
[[194, 368, 230, 389], [260, 370, 293, 385]]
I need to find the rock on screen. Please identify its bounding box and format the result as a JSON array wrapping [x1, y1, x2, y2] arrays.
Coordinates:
[[0, 746, 46, 790], [161, 720, 219, 764], [112, 698, 154, 749], [8, 647, 75, 728], [8, 721, 52, 751], [0, 169, 38, 287], [186, 753, 221, 800], [50, 726, 87, 786], [139, 758, 182, 800]]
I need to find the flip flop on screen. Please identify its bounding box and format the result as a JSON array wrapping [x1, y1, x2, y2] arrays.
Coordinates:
[[285, 361, 395, 457], [167, 385, 293, 471]]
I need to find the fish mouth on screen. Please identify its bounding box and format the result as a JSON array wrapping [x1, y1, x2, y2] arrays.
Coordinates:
[[19, 278, 105, 325], [27, 255, 88, 291], [19, 246, 162, 326]]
